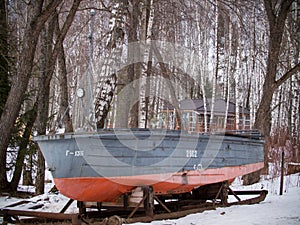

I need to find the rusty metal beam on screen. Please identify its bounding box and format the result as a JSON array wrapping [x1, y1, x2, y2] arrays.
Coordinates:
[[0, 209, 81, 225]]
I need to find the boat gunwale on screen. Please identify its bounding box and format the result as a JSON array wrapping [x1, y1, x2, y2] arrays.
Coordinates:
[[33, 129, 264, 143]]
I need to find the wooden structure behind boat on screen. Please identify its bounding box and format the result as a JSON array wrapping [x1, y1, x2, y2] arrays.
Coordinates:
[[160, 98, 251, 132]]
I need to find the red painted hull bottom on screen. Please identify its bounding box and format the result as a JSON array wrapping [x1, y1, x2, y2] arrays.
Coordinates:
[[54, 162, 264, 202]]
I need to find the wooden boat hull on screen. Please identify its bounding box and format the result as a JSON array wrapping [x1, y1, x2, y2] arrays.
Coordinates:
[[34, 129, 264, 202]]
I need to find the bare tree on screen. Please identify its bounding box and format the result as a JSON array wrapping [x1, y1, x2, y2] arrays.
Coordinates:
[[0, 0, 9, 118], [35, 0, 82, 195], [0, 0, 63, 192], [56, 24, 74, 133], [94, 1, 127, 129], [243, 0, 300, 184], [254, 0, 300, 137]]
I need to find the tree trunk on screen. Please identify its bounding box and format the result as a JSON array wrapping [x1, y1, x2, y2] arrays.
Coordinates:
[[144, 52, 153, 128], [94, 1, 127, 129], [196, 7, 208, 132], [0, 0, 10, 190], [95, 74, 117, 129], [56, 13, 73, 133], [254, 0, 295, 136], [151, 4, 182, 129], [35, 13, 56, 195], [127, 0, 141, 128], [245, 0, 295, 184], [234, 7, 242, 130], [210, 0, 219, 131], [35, 0, 81, 195], [0, 0, 63, 192], [0, 0, 9, 117], [10, 102, 38, 191], [141, 0, 151, 128]]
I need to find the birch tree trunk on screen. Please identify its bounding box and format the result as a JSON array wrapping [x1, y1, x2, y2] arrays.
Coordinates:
[[196, 4, 209, 133], [234, 13, 241, 130], [140, 0, 152, 128], [94, 1, 126, 129], [223, 20, 233, 130], [249, 4, 258, 129], [210, 0, 219, 131]]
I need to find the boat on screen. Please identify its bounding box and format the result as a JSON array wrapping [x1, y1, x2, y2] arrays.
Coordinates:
[[34, 128, 264, 202], [33, 13, 264, 205]]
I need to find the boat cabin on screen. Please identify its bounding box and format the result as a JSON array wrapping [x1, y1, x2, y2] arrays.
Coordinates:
[[159, 98, 251, 133]]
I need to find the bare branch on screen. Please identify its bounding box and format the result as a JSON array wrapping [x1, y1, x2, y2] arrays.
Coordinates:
[[275, 62, 300, 89]]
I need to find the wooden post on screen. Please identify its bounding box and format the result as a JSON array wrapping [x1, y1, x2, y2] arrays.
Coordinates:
[[220, 181, 228, 205], [280, 151, 284, 195], [143, 186, 154, 217], [123, 193, 129, 209], [77, 201, 86, 214]]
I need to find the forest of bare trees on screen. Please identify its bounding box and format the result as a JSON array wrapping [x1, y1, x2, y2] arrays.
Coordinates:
[[0, 0, 299, 194]]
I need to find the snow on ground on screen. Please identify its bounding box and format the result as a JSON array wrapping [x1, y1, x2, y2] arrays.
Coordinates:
[[133, 174, 300, 225], [0, 173, 299, 225]]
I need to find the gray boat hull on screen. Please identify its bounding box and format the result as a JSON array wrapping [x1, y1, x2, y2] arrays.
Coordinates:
[[34, 129, 264, 201]]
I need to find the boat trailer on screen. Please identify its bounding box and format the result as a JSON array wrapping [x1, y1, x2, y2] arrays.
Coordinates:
[[0, 182, 268, 225]]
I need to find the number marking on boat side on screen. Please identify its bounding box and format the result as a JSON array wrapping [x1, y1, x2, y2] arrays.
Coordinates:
[[186, 150, 198, 158], [65, 150, 84, 157], [193, 163, 203, 171]]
